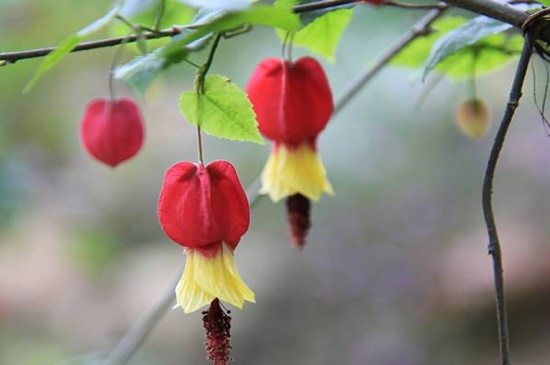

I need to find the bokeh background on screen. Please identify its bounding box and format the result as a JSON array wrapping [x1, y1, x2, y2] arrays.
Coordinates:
[[2, 1, 550, 365]]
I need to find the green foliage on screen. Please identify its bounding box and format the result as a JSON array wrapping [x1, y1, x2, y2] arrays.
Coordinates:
[[116, 3, 299, 95], [274, 0, 354, 61], [291, 8, 354, 61], [392, 16, 465, 68], [179, 75, 263, 144], [23, 3, 122, 94], [392, 15, 521, 80], [111, 0, 196, 37], [422, 15, 514, 80]]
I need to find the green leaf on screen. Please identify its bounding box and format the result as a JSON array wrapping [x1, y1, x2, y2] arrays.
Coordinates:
[[179, 74, 263, 144], [115, 32, 213, 96], [291, 8, 354, 62], [117, 4, 298, 94], [23, 34, 82, 94], [422, 15, 514, 80], [391, 16, 466, 68], [437, 33, 522, 79], [24, 3, 121, 93], [113, 48, 167, 96]]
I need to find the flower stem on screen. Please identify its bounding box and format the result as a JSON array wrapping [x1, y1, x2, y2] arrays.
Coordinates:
[[154, 0, 166, 31], [108, 28, 134, 100], [197, 126, 204, 165], [194, 32, 223, 164]]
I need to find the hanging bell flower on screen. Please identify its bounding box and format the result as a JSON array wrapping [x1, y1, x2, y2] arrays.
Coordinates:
[[80, 97, 144, 167], [246, 57, 334, 247], [157, 160, 255, 313]]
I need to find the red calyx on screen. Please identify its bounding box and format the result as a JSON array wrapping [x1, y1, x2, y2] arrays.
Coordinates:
[[80, 97, 144, 167], [157, 160, 250, 257], [246, 57, 333, 149]]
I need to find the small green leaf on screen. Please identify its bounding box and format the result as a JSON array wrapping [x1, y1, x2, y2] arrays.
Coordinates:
[[422, 16, 514, 80], [23, 34, 82, 94], [114, 48, 167, 96], [115, 33, 212, 95], [179, 74, 263, 144], [24, 3, 121, 93], [291, 8, 354, 62]]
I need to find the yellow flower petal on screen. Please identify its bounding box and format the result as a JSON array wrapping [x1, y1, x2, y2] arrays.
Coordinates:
[[175, 243, 255, 313], [261, 142, 334, 202]]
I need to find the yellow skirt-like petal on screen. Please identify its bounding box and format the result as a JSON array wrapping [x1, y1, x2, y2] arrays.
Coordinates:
[[261, 142, 334, 202], [175, 243, 255, 313]]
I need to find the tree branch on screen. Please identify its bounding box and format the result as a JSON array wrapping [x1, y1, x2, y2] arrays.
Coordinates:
[[0, 0, 543, 65], [442, 0, 527, 27], [482, 28, 534, 365], [0, 0, 359, 64]]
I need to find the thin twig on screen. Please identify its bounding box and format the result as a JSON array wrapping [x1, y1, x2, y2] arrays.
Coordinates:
[[385, 1, 446, 10], [99, 7, 449, 365], [101, 267, 181, 365], [335, 5, 447, 113], [0, 0, 356, 65], [482, 30, 533, 365]]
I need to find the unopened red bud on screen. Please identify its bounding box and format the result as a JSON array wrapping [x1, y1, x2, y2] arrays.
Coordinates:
[[80, 97, 144, 167]]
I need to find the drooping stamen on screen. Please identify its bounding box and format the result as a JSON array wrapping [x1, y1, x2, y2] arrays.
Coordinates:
[[202, 298, 232, 365], [286, 193, 311, 248]]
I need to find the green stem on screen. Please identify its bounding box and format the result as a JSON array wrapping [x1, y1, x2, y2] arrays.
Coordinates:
[[196, 32, 222, 94], [194, 32, 223, 164], [109, 28, 134, 99], [154, 0, 166, 31]]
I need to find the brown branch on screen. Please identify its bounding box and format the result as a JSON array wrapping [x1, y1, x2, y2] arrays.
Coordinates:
[[441, 0, 527, 27], [0, 0, 359, 64], [0, 0, 543, 65]]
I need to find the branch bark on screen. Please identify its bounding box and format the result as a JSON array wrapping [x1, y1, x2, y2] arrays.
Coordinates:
[[442, 0, 527, 27]]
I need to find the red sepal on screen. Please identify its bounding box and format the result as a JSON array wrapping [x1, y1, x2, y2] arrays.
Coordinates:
[[246, 57, 333, 148]]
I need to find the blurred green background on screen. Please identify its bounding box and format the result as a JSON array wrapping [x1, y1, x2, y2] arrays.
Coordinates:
[[2, 1, 550, 365]]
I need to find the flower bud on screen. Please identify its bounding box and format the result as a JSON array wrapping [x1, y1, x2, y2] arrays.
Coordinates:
[[456, 98, 490, 139], [81, 97, 144, 167]]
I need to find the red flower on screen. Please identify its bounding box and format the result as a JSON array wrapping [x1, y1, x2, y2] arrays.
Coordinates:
[[81, 97, 144, 167], [158, 160, 254, 313], [246, 57, 334, 202], [158, 160, 249, 257]]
